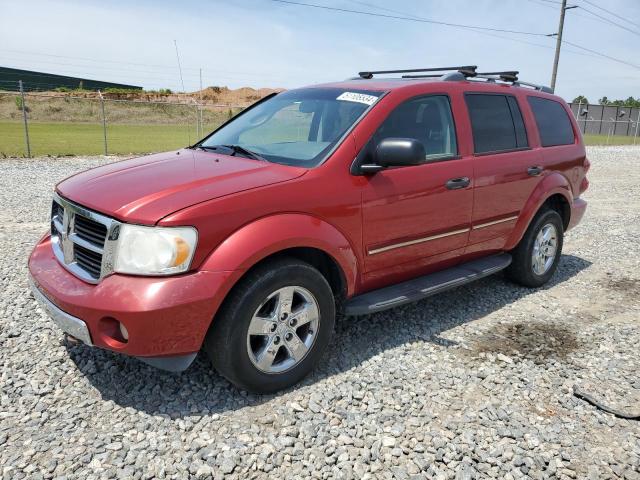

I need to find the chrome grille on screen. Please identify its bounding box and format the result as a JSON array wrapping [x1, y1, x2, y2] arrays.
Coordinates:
[[74, 215, 107, 249], [74, 244, 103, 278], [50, 193, 120, 283]]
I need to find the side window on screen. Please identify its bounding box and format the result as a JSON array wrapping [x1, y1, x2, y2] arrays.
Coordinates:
[[465, 94, 529, 154], [375, 95, 457, 160], [507, 96, 528, 148], [527, 96, 575, 147]]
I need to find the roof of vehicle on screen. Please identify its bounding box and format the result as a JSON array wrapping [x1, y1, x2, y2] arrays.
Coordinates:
[[306, 66, 557, 98]]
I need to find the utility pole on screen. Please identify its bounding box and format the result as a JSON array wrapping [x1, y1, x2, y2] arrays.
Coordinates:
[[550, 0, 577, 93]]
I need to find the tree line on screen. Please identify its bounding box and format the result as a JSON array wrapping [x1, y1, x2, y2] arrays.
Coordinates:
[[572, 95, 640, 107]]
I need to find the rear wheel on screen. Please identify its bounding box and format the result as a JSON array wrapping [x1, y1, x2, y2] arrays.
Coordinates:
[[205, 258, 335, 393], [505, 208, 563, 288]]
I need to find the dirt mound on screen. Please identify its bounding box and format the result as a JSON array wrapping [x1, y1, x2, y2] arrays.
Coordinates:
[[16, 86, 284, 107], [194, 86, 284, 104]]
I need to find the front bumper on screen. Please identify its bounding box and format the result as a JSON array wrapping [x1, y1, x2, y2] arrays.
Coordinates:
[[29, 275, 93, 346], [28, 235, 234, 371]]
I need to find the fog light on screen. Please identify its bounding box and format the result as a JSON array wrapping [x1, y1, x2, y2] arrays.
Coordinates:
[[119, 323, 129, 341], [98, 317, 129, 347]]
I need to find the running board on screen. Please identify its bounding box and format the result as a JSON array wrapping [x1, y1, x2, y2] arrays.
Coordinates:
[[344, 253, 512, 316]]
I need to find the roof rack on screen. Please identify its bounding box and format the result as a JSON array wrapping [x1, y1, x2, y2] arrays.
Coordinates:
[[476, 71, 519, 82], [358, 65, 477, 79], [474, 71, 553, 93], [355, 66, 553, 93]]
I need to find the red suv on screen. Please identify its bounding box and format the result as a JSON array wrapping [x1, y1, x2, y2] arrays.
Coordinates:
[[28, 66, 588, 392]]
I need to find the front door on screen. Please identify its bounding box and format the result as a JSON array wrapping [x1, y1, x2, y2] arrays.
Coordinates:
[[360, 95, 474, 278]]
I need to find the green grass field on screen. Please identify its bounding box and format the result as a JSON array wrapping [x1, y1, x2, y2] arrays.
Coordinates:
[[0, 121, 637, 157], [581, 134, 638, 146], [0, 121, 221, 157]]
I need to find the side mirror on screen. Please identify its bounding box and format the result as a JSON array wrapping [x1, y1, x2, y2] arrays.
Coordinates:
[[375, 138, 426, 168]]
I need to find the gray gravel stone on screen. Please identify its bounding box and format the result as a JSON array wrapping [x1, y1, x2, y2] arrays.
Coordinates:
[[1, 147, 639, 478]]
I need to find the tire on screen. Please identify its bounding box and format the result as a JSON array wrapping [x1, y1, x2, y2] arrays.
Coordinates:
[[505, 208, 564, 288], [204, 257, 335, 393]]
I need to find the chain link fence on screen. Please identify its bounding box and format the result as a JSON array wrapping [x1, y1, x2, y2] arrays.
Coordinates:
[[3, 83, 639, 157], [568, 101, 640, 143], [0, 81, 246, 157]]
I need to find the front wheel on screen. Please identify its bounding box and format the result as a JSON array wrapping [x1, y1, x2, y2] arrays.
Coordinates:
[[204, 258, 335, 393], [505, 208, 564, 288]]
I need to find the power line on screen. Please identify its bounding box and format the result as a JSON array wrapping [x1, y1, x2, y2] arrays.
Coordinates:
[[0, 48, 200, 71], [581, 0, 640, 29], [350, 0, 597, 59], [0, 49, 289, 79], [0, 63, 268, 85], [528, 0, 640, 38], [576, 3, 640, 37], [346, 0, 426, 17], [560, 38, 640, 70], [346, 0, 638, 74], [269, 0, 549, 36], [524, 0, 558, 11]]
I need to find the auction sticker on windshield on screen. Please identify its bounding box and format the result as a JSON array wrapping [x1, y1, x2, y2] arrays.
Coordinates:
[[336, 92, 378, 106]]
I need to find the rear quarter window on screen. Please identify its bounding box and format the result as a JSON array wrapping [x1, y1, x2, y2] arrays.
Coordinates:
[[527, 96, 575, 147]]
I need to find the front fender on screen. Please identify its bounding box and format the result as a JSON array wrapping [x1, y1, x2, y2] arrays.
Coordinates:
[[504, 173, 573, 250], [199, 214, 359, 297]]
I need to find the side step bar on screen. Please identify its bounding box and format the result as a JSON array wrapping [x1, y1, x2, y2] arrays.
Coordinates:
[[344, 253, 512, 316]]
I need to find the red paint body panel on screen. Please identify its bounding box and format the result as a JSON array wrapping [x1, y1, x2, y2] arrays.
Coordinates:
[[361, 159, 473, 273], [29, 237, 227, 356], [28, 77, 589, 361], [57, 149, 306, 224], [198, 214, 359, 297]]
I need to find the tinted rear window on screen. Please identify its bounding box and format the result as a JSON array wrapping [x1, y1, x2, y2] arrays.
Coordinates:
[[465, 94, 529, 154], [528, 96, 575, 147]]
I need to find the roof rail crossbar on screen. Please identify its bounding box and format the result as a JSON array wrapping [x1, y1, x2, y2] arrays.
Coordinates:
[[400, 74, 443, 79], [359, 65, 477, 79], [477, 71, 519, 82], [474, 71, 553, 93]]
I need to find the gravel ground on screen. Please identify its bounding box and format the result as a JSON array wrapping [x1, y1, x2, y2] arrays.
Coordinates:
[[1, 147, 639, 479]]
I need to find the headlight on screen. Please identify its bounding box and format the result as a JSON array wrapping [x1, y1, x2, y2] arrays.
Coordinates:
[[114, 225, 197, 275]]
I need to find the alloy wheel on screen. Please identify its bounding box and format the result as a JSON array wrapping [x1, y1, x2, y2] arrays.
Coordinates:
[[531, 223, 558, 276], [246, 286, 320, 374]]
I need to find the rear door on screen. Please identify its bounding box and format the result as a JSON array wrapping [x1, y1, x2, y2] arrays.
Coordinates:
[[464, 93, 543, 249], [361, 94, 474, 275]]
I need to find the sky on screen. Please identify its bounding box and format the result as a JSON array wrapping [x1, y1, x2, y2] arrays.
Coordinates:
[[0, 0, 639, 102]]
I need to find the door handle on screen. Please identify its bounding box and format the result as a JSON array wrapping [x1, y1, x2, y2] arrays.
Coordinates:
[[527, 166, 543, 176], [445, 177, 470, 190]]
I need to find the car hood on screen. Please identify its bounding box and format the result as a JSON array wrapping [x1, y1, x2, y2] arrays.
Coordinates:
[[56, 149, 307, 224]]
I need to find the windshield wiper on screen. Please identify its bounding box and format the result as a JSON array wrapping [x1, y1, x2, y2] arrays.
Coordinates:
[[197, 144, 267, 162], [224, 144, 268, 162]]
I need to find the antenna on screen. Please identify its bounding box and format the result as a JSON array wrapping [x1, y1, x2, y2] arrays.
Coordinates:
[[173, 39, 186, 93]]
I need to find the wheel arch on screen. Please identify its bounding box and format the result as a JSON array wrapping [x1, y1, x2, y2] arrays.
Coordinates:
[[200, 213, 358, 301], [505, 173, 573, 250]]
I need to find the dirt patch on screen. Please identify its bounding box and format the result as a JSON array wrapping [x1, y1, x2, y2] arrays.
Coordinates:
[[468, 322, 579, 363], [604, 277, 640, 297]]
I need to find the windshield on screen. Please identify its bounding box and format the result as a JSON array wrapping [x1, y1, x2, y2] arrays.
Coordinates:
[[200, 88, 384, 167]]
